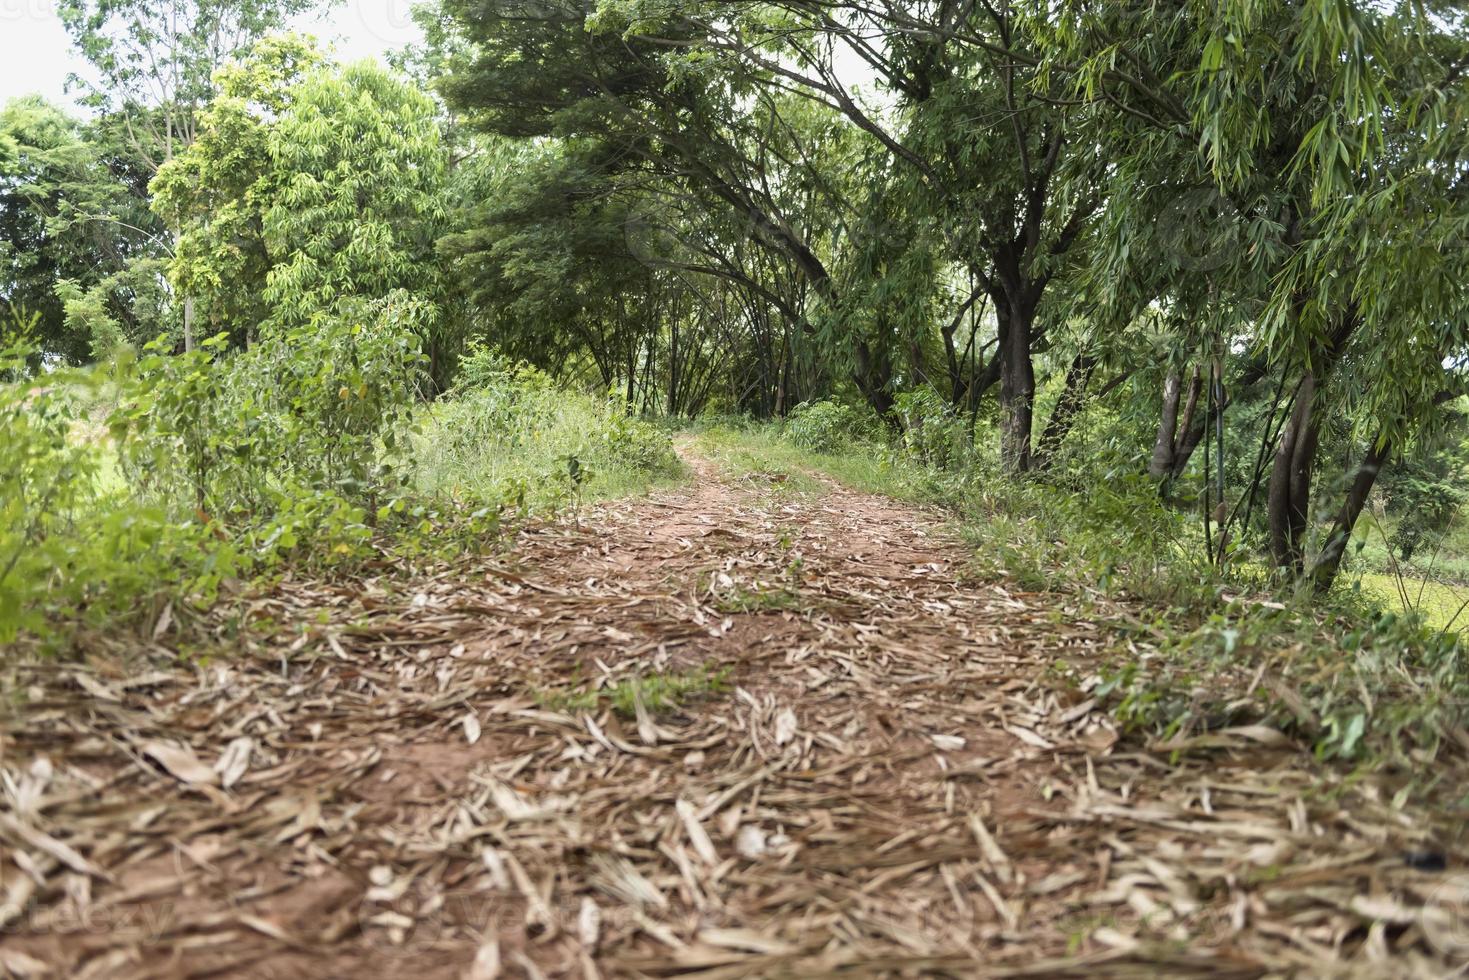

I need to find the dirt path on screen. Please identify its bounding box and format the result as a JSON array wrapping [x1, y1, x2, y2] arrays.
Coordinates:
[[1, 447, 1464, 978]]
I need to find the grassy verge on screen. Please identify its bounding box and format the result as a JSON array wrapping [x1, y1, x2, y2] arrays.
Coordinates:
[[1353, 573, 1469, 632], [3, 335, 685, 653], [411, 360, 687, 515]]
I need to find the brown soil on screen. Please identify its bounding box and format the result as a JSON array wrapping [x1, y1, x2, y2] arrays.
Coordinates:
[[0, 447, 1464, 978]]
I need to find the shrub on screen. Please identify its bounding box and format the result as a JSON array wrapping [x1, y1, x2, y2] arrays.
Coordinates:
[[783, 398, 871, 453], [0, 329, 240, 645], [116, 300, 425, 522], [3, 300, 437, 647], [893, 388, 970, 469], [0, 333, 103, 641], [2, 326, 678, 649]]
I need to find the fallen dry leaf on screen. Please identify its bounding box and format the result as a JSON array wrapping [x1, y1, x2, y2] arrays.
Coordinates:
[[140, 741, 219, 786]]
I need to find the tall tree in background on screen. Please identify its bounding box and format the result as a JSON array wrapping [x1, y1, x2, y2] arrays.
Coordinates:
[[58, 0, 318, 164], [58, 0, 322, 350], [153, 39, 456, 386]]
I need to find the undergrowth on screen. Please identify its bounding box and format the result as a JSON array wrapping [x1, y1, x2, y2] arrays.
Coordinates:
[[1, 317, 681, 652], [412, 346, 683, 513]]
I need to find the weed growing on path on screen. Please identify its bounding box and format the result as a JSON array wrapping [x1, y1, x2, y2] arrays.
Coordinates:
[[539, 665, 732, 719]]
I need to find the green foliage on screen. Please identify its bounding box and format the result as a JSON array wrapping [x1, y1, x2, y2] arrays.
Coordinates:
[[153, 40, 456, 382], [413, 346, 682, 513], [0, 319, 239, 644], [0, 327, 103, 640], [893, 389, 972, 470], [116, 299, 425, 527], [57, 0, 315, 153], [1382, 426, 1469, 564], [0, 97, 174, 359], [3, 305, 482, 649], [783, 399, 872, 454], [260, 59, 448, 333], [149, 34, 323, 344], [541, 665, 732, 719]]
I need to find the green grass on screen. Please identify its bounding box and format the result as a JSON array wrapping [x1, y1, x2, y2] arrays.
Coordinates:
[[539, 665, 732, 718], [412, 380, 687, 514], [1351, 572, 1469, 632], [1346, 513, 1469, 587], [692, 425, 913, 500]]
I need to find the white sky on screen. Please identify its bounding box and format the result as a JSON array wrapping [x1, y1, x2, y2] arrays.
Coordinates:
[[0, 0, 424, 110]]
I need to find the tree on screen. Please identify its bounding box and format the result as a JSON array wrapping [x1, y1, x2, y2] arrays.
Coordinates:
[[150, 34, 321, 348], [59, 0, 325, 351], [58, 0, 318, 166], [0, 97, 173, 360], [153, 41, 456, 384]]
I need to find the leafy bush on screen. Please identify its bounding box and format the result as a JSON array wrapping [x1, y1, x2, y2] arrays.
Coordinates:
[[1, 334, 103, 641], [783, 398, 872, 453], [0, 327, 240, 645], [893, 388, 972, 469], [1385, 452, 1469, 563], [3, 307, 480, 649], [116, 301, 425, 522]]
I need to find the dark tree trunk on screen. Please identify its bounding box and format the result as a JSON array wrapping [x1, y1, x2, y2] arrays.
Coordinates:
[[996, 293, 1037, 472], [1310, 435, 1391, 594], [1267, 371, 1318, 574], [944, 323, 964, 404], [853, 338, 894, 416], [1265, 310, 1358, 578], [775, 343, 789, 417], [1034, 354, 1097, 470], [1170, 363, 1241, 481]]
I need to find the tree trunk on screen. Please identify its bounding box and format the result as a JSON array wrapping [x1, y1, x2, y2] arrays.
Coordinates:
[[667, 317, 680, 416], [853, 338, 894, 416], [1310, 435, 1391, 594], [1265, 310, 1359, 579], [774, 337, 789, 417], [1176, 368, 1202, 456], [943, 323, 964, 404], [1034, 354, 1097, 470], [1167, 366, 1222, 481], [1149, 371, 1183, 479], [183, 294, 196, 353], [996, 295, 1037, 472], [1267, 371, 1318, 574]]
